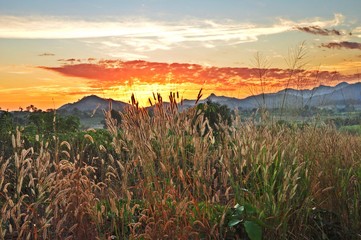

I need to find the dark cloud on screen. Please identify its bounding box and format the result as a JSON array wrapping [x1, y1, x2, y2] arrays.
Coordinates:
[[57, 58, 82, 63], [321, 41, 361, 50], [57, 58, 97, 63], [295, 26, 341, 36], [38, 53, 55, 56]]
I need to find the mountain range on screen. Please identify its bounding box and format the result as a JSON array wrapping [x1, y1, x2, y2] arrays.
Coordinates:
[[58, 82, 361, 113], [181, 81, 361, 110]]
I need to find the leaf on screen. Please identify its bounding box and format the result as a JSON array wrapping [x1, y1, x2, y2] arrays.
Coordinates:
[[244, 203, 257, 215], [244, 221, 262, 240], [228, 219, 242, 227], [233, 204, 245, 217], [233, 203, 241, 209]]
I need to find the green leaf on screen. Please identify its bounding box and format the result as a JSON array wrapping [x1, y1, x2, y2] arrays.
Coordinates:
[[233, 204, 245, 217], [228, 219, 242, 227], [244, 203, 257, 215], [244, 221, 262, 240]]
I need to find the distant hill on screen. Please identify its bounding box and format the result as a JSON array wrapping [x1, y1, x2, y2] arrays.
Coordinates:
[[5, 81, 351, 129], [3, 82, 359, 129], [180, 82, 361, 110], [57, 82, 361, 114], [58, 95, 129, 112], [57, 95, 129, 128]]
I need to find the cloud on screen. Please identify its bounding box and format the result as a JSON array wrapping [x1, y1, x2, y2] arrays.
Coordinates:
[[39, 59, 358, 92], [38, 52, 55, 56], [0, 14, 344, 54], [7, 71, 32, 75], [321, 41, 361, 50], [0, 84, 62, 93], [353, 27, 361, 38], [58, 58, 82, 63], [295, 26, 341, 36], [66, 90, 104, 96], [0, 15, 278, 41], [278, 13, 344, 29]]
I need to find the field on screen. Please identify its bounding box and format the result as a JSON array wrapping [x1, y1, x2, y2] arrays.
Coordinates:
[[0, 95, 360, 240]]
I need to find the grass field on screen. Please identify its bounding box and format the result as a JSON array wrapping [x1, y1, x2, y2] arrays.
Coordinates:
[[0, 95, 360, 239]]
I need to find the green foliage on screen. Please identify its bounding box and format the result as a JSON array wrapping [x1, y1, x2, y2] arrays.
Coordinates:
[[339, 124, 361, 135], [227, 203, 263, 240], [27, 111, 80, 134], [326, 114, 361, 128], [197, 100, 232, 128], [0, 112, 16, 158], [196, 100, 233, 143], [0, 111, 15, 133], [193, 202, 226, 227]]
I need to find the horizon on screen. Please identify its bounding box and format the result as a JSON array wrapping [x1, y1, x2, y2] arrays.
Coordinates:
[[69, 80, 361, 103], [1, 80, 358, 112], [1, 1, 361, 110]]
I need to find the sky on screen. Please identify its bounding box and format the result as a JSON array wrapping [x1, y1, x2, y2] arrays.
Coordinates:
[[1, 0, 361, 110]]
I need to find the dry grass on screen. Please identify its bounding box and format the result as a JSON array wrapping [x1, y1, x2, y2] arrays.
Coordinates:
[[0, 93, 360, 239]]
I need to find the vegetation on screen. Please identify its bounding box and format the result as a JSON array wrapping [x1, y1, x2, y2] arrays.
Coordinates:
[[0, 94, 360, 239]]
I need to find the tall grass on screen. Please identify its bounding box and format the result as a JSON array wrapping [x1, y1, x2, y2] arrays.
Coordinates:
[[0, 93, 360, 239]]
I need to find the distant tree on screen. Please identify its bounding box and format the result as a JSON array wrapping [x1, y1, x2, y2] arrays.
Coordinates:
[[28, 112, 43, 132], [0, 111, 14, 133], [197, 100, 232, 126], [27, 111, 80, 134], [58, 115, 80, 133], [196, 100, 233, 141], [26, 104, 40, 112], [0, 112, 15, 158], [342, 104, 355, 112]]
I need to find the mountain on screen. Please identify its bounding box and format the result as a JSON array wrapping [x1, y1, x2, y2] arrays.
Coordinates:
[[192, 82, 361, 110], [54, 82, 360, 128], [58, 95, 129, 112], [58, 82, 361, 114]]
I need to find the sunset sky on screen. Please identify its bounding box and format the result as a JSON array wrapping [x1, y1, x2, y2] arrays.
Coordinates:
[[1, 0, 361, 110]]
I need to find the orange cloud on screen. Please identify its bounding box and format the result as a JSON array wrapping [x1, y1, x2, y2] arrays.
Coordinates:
[[39, 59, 360, 96]]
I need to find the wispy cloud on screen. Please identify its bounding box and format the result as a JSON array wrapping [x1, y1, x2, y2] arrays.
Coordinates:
[[352, 27, 361, 38], [0, 15, 286, 44], [38, 52, 55, 56], [0, 84, 62, 93], [58, 58, 82, 63], [280, 13, 344, 28], [321, 41, 361, 50], [0, 14, 344, 53], [7, 71, 32, 75], [295, 26, 341, 36]]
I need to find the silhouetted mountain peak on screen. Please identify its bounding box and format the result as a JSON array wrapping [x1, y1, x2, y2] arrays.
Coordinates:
[[335, 81, 349, 87], [58, 95, 128, 112]]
